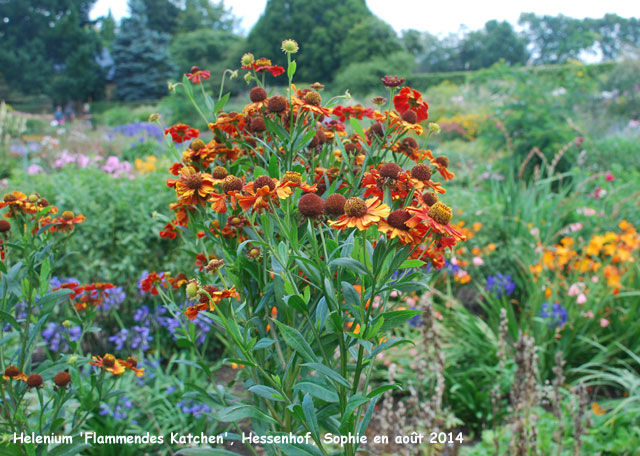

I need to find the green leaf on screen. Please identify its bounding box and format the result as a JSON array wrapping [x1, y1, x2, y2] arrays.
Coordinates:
[[379, 310, 421, 332], [330, 258, 369, 277], [37, 289, 73, 311], [294, 381, 339, 403], [315, 297, 328, 330], [176, 449, 239, 456], [302, 393, 319, 437], [367, 384, 401, 398], [47, 443, 92, 456], [285, 295, 308, 314], [254, 338, 276, 350], [0, 310, 19, 331], [349, 117, 367, 141], [288, 60, 297, 80], [399, 259, 426, 269], [214, 93, 230, 114], [249, 385, 284, 402], [275, 321, 319, 363], [303, 363, 350, 388], [216, 404, 277, 424]]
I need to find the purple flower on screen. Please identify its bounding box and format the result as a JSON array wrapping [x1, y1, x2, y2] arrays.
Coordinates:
[[539, 302, 568, 328], [177, 400, 212, 418], [486, 274, 516, 298], [102, 286, 126, 311], [41, 322, 82, 352]]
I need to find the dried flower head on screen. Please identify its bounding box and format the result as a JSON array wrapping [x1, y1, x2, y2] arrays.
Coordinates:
[[250, 116, 266, 132], [0, 220, 10, 233], [282, 171, 302, 184], [310, 82, 325, 91], [250, 87, 267, 102], [380, 163, 402, 179], [54, 371, 71, 387], [422, 192, 438, 206], [324, 194, 347, 216], [267, 96, 287, 113], [298, 193, 324, 218], [4, 365, 19, 378], [401, 110, 418, 124], [387, 209, 411, 230], [344, 197, 368, 218], [434, 156, 449, 168], [26, 374, 43, 388], [411, 164, 432, 182]]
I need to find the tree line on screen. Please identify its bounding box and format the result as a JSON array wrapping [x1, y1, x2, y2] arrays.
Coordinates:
[[1, 0, 639, 104]]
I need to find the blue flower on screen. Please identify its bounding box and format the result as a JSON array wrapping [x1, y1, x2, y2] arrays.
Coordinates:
[[41, 322, 82, 352], [539, 302, 568, 328], [486, 274, 516, 298]]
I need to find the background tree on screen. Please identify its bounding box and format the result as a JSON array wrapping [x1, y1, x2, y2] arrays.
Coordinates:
[[519, 13, 596, 64], [0, 0, 104, 102], [142, 0, 180, 34], [169, 29, 241, 78], [460, 20, 528, 70], [99, 10, 116, 49], [112, 0, 173, 101], [175, 0, 236, 33], [247, 0, 396, 82]]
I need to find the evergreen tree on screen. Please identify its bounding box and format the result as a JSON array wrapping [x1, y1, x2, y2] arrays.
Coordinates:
[[247, 0, 395, 82], [0, 0, 104, 101], [112, 0, 173, 101], [99, 10, 117, 49]]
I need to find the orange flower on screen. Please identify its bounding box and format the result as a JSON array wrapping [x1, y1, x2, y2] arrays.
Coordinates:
[[165, 124, 199, 143], [378, 209, 426, 245], [208, 112, 246, 135], [185, 285, 239, 320], [3, 365, 28, 382], [329, 197, 390, 231], [40, 211, 85, 232], [90, 354, 125, 375], [406, 202, 466, 242], [186, 66, 211, 84], [167, 166, 215, 206], [237, 176, 292, 212]]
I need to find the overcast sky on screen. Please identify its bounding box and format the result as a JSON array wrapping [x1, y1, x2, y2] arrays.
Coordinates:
[[90, 0, 639, 36]]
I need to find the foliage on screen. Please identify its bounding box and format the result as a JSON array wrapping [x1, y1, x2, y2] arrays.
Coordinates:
[[0, 0, 105, 102], [169, 29, 241, 79], [247, 0, 392, 82], [333, 52, 415, 96], [112, 0, 173, 101]]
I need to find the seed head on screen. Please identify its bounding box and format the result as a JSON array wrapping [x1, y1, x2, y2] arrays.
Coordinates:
[[387, 209, 411, 230], [401, 110, 418, 124], [103, 354, 116, 368], [434, 156, 450, 168], [411, 163, 432, 182], [267, 96, 287, 113], [26, 374, 43, 388], [250, 116, 266, 132], [281, 39, 299, 53], [212, 166, 228, 180], [54, 371, 71, 387], [241, 53, 255, 66], [0, 220, 10, 233], [282, 171, 302, 184], [250, 87, 267, 102], [298, 194, 324, 218], [253, 176, 276, 192], [190, 138, 205, 151], [61, 211, 75, 220], [304, 91, 322, 106], [324, 194, 347, 216], [4, 365, 19, 378], [380, 163, 402, 179]]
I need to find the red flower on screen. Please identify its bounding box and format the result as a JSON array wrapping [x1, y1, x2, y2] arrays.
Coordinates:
[[242, 58, 285, 77], [393, 87, 429, 122], [165, 124, 200, 143], [381, 75, 405, 88], [140, 272, 168, 296], [186, 66, 211, 84]]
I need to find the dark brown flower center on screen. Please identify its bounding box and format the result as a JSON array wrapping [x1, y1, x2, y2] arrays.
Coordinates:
[[387, 209, 411, 230], [304, 91, 322, 106], [324, 194, 346, 216], [434, 156, 450, 168], [212, 166, 228, 180], [401, 110, 418, 124], [190, 139, 205, 151], [250, 87, 267, 102], [222, 176, 243, 193], [422, 192, 438, 206], [267, 96, 287, 113], [184, 173, 204, 190], [4, 365, 19, 377], [380, 163, 402, 179], [54, 371, 71, 387], [344, 197, 367, 218], [103, 354, 116, 368], [411, 164, 432, 182], [253, 176, 276, 192], [298, 193, 324, 218], [3, 194, 17, 202], [26, 374, 43, 388]]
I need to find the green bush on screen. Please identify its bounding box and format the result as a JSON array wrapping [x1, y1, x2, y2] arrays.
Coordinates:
[[15, 167, 188, 292], [332, 51, 415, 96]]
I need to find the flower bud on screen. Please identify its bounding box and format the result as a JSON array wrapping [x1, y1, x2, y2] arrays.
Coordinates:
[[186, 280, 199, 298]]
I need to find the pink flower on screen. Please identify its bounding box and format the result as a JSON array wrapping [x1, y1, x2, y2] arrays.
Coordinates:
[[600, 318, 610, 328], [389, 291, 399, 298], [576, 293, 587, 305], [434, 311, 443, 321], [580, 207, 596, 216], [591, 276, 599, 283], [569, 223, 582, 232], [568, 283, 582, 296], [450, 256, 458, 266], [593, 188, 606, 199], [583, 310, 594, 318], [605, 172, 615, 182], [530, 227, 540, 237], [472, 256, 484, 266], [27, 164, 43, 175]]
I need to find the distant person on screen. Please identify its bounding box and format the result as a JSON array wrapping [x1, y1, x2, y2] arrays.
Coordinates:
[[64, 104, 75, 123], [54, 105, 64, 125], [82, 102, 94, 129]]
